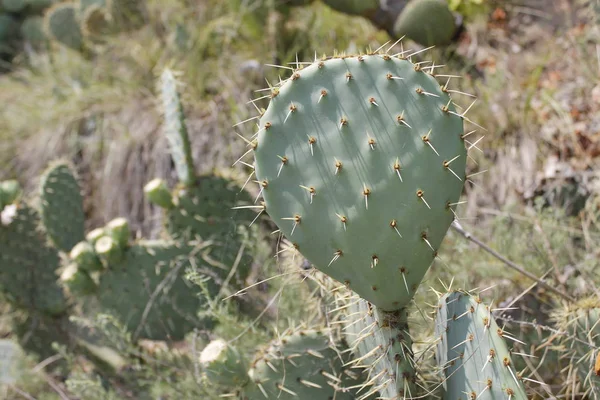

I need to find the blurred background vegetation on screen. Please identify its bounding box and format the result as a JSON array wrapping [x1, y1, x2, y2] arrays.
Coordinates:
[[1, 0, 600, 399]]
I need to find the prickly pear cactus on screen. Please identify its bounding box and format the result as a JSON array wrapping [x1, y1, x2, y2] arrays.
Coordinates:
[[244, 328, 368, 399], [248, 51, 467, 311], [39, 161, 85, 252], [44, 2, 83, 51], [199, 339, 249, 388], [434, 290, 528, 400], [0, 203, 67, 316], [159, 68, 196, 187], [90, 240, 219, 341], [553, 299, 600, 399], [393, 0, 459, 46], [339, 293, 416, 398], [0, 179, 21, 210]]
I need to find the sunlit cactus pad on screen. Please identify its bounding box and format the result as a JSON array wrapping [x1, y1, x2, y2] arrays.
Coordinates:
[[434, 290, 528, 399], [252, 52, 466, 311]]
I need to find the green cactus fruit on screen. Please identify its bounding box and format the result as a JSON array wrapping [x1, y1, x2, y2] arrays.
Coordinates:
[[0, 203, 67, 316], [393, 0, 458, 47], [20, 16, 47, 47], [0, 14, 18, 42], [60, 263, 97, 295], [245, 328, 367, 399], [94, 240, 218, 341], [2, 0, 26, 13], [44, 2, 83, 51], [553, 298, 600, 398], [249, 51, 466, 312], [94, 236, 123, 265], [85, 227, 105, 244], [104, 217, 130, 249], [159, 68, 196, 187], [340, 294, 415, 398], [39, 161, 85, 253], [144, 178, 174, 209], [434, 290, 528, 400], [70, 241, 103, 272], [199, 339, 249, 388], [0, 179, 21, 209]]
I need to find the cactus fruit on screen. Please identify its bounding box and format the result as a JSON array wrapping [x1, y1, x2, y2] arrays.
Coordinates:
[[94, 235, 123, 265], [60, 263, 97, 295], [159, 68, 196, 187], [339, 294, 416, 398], [44, 2, 83, 51], [92, 240, 218, 341], [199, 339, 249, 388], [0, 179, 21, 209], [245, 328, 367, 399], [70, 241, 103, 272], [553, 299, 600, 399], [0, 203, 67, 316], [39, 161, 85, 253], [104, 217, 130, 249], [434, 290, 528, 400], [144, 178, 174, 209], [248, 51, 466, 312], [393, 0, 459, 47]]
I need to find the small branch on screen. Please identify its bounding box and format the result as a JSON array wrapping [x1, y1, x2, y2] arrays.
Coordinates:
[[450, 220, 575, 303]]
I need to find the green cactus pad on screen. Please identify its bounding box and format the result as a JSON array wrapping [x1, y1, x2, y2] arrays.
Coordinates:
[[70, 241, 103, 272], [94, 240, 218, 341], [44, 2, 83, 51], [0, 14, 18, 43], [251, 52, 466, 311], [0, 203, 67, 315], [434, 290, 528, 400], [199, 339, 249, 388], [340, 294, 416, 398], [393, 0, 458, 47], [321, 0, 378, 16], [60, 263, 97, 295], [40, 162, 85, 253], [245, 328, 367, 399], [20, 16, 47, 47], [144, 178, 174, 209], [553, 299, 600, 398], [159, 68, 196, 186], [0, 179, 21, 209]]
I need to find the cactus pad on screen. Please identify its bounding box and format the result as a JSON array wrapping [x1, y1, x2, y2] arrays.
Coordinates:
[[0, 203, 67, 316], [434, 290, 528, 399], [93, 240, 218, 341], [40, 162, 85, 253], [340, 294, 416, 398], [251, 52, 466, 311], [44, 2, 83, 51], [245, 328, 367, 399], [393, 0, 458, 47], [199, 339, 249, 388]]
